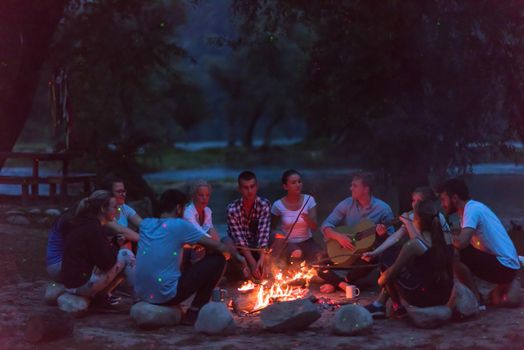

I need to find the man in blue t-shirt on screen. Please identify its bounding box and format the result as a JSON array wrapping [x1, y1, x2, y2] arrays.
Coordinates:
[[135, 189, 245, 325]]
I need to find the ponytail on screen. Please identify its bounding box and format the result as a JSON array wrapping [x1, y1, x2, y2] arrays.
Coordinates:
[[414, 200, 452, 285], [76, 190, 113, 218]]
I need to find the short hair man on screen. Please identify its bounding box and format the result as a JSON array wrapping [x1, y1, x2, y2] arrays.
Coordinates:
[[319, 171, 395, 293], [226, 171, 271, 280], [135, 189, 245, 325], [437, 178, 521, 308]]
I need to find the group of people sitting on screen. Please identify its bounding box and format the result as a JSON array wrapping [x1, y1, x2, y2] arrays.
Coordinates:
[[46, 170, 522, 325]]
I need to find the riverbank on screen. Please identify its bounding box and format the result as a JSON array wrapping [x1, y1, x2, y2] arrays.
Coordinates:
[[0, 220, 523, 350]]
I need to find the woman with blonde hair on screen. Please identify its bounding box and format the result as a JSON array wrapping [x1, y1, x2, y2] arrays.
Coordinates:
[[61, 190, 135, 303], [182, 180, 221, 266]]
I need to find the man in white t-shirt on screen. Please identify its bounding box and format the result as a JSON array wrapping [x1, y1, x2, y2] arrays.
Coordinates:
[[438, 178, 522, 308]]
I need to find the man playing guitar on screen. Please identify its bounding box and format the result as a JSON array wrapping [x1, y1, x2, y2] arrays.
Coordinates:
[[319, 171, 394, 293]]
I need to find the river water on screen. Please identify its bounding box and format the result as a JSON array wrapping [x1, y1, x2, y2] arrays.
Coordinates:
[[144, 164, 524, 230], [1, 164, 523, 229]]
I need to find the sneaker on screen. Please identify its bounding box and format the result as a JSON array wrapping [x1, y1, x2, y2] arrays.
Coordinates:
[[106, 294, 122, 306], [182, 308, 200, 326], [478, 299, 487, 311], [92, 294, 127, 314], [364, 303, 386, 319]]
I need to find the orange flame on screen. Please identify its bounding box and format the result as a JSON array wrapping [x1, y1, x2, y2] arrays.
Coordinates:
[[238, 280, 257, 292], [248, 261, 316, 311]]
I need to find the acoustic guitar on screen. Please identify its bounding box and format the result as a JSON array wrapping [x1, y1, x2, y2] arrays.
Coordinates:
[[326, 219, 377, 267], [326, 217, 405, 267], [325, 218, 402, 268]]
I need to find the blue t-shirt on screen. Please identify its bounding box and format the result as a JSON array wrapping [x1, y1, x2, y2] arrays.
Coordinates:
[[135, 217, 206, 304], [116, 204, 137, 228]]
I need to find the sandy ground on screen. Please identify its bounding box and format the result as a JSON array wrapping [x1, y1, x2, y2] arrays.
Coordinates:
[[1, 222, 524, 350]]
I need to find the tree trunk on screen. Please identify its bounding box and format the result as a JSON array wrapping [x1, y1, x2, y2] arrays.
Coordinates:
[[242, 96, 268, 149], [226, 105, 237, 147], [0, 0, 66, 168], [262, 105, 285, 149]]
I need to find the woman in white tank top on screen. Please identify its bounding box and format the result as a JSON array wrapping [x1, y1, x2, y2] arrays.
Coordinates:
[[271, 169, 323, 265]]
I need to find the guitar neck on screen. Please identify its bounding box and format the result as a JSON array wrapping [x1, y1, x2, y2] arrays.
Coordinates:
[[355, 218, 397, 239]]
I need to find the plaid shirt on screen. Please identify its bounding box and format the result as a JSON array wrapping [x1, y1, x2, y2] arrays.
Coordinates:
[[227, 196, 271, 248]]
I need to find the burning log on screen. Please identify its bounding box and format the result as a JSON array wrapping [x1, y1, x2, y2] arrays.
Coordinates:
[[236, 261, 317, 313]]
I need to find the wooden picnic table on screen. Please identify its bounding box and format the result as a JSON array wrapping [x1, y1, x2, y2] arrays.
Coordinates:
[[0, 151, 95, 203]]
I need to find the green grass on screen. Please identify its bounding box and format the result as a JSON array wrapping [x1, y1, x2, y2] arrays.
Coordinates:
[[135, 143, 355, 172]]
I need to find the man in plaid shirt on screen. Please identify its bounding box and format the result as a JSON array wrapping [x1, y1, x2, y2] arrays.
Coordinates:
[[227, 171, 271, 280]]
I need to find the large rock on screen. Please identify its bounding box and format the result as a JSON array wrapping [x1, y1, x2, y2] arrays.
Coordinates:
[[130, 302, 182, 330], [57, 293, 90, 318], [6, 215, 31, 225], [195, 301, 235, 335], [447, 282, 478, 319], [44, 282, 65, 305], [407, 305, 452, 329], [45, 209, 62, 217], [332, 304, 373, 336], [28, 208, 42, 215], [489, 279, 523, 308], [259, 299, 321, 332], [5, 209, 25, 216]]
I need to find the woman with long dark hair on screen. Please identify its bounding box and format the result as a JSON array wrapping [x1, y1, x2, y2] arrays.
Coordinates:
[[270, 169, 322, 265], [374, 199, 454, 317], [363, 187, 452, 318]]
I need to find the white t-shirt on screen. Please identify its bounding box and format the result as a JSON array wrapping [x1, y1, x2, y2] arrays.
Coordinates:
[[183, 203, 213, 233], [271, 194, 317, 243], [116, 204, 137, 228], [461, 200, 519, 269]]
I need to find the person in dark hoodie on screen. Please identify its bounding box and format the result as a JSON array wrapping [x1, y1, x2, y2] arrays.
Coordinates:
[[61, 190, 135, 299], [135, 189, 246, 325]]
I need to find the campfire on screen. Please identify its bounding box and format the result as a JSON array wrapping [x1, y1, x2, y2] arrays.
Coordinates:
[[237, 261, 316, 312]]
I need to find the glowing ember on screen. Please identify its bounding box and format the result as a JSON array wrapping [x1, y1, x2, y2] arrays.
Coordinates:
[[238, 261, 316, 312]]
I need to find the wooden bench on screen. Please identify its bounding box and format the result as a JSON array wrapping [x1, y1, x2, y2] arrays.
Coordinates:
[[0, 174, 96, 204], [44, 174, 96, 203], [0, 151, 94, 204]]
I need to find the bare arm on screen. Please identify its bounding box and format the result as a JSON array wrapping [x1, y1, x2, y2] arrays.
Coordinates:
[[106, 221, 140, 242], [197, 236, 245, 265], [365, 225, 407, 258], [453, 227, 475, 249], [402, 219, 422, 240], [129, 214, 143, 228]]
